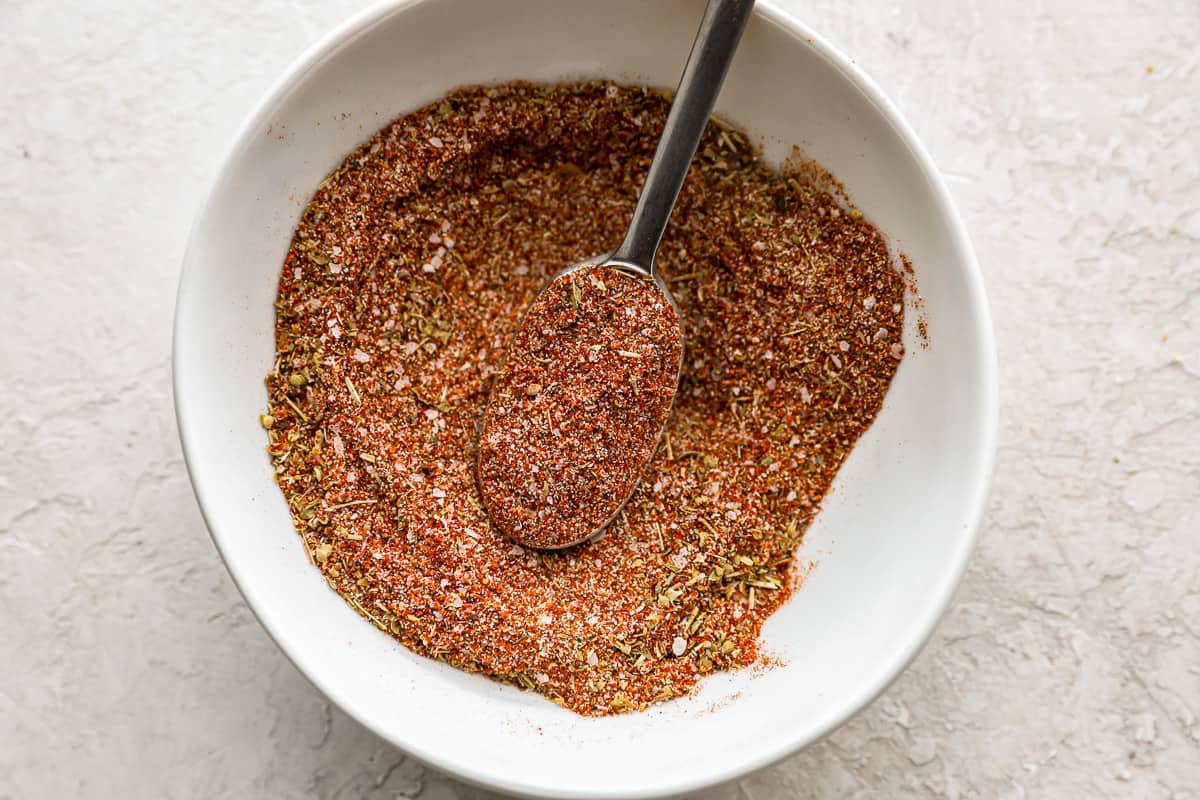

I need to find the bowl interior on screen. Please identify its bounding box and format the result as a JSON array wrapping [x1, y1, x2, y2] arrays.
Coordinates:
[[175, 0, 996, 796]]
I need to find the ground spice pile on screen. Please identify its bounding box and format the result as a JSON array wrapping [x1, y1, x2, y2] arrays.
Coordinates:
[[477, 266, 683, 550], [264, 81, 907, 715]]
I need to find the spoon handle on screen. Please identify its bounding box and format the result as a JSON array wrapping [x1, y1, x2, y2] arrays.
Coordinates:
[[612, 0, 755, 271]]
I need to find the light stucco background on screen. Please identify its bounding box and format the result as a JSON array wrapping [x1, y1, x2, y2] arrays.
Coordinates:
[[2, 1, 1197, 797]]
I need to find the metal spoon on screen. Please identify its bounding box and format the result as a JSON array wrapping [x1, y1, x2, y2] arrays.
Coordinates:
[[478, 0, 755, 548]]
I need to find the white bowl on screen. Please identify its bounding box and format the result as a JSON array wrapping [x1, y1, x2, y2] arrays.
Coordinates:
[[174, 1, 997, 797]]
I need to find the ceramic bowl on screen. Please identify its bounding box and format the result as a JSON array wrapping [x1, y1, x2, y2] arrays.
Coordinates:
[[174, 0, 997, 796]]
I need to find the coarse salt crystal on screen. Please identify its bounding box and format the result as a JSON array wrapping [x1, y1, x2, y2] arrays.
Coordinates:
[[441, 220, 451, 233], [839, 340, 850, 352], [404, 341, 419, 355], [431, 255, 444, 269], [893, 303, 902, 314], [393, 376, 410, 391], [422, 263, 436, 273], [436, 246, 446, 257], [444, 237, 455, 248], [538, 613, 552, 625], [424, 408, 439, 420], [873, 327, 889, 342], [352, 349, 371, 363], [799, 386, 813, 404], [431, 487, 446, 499], [429, 136, 444, 148], [766, 377, 777, 390], [331, 434, 345, 458], [863, 296, 876, 310], [672, 636, 687, 657], [789, 435, 801, 447], [891, 342, 904, 359], [429, 232, 442, 244], [535, 672, 550, 684], [786, 490, 798, 501], [586, 650, 599, 666], [329, 262, 342, 274], [831, 353, 842, 369]]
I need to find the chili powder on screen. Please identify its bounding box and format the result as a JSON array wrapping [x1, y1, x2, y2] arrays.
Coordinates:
[[263, 81, 908, 716]]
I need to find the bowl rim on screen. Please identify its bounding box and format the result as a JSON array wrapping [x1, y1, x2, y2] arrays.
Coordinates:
[[173, 1, 999, 796]]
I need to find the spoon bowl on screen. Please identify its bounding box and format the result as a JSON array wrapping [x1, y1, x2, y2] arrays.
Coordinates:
[[475, 258, 685, 549]]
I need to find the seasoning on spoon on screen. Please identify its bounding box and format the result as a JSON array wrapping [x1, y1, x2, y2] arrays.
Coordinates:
[[476, 0, 754, 548], [477, 267, 684, 549]]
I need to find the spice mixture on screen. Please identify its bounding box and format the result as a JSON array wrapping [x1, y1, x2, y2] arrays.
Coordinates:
[[264, 81, 907, 715], [477, 266, 683, 550]]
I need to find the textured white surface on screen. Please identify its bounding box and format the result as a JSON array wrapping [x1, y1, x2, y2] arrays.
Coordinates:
[[1, 1, 1197, 798]]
